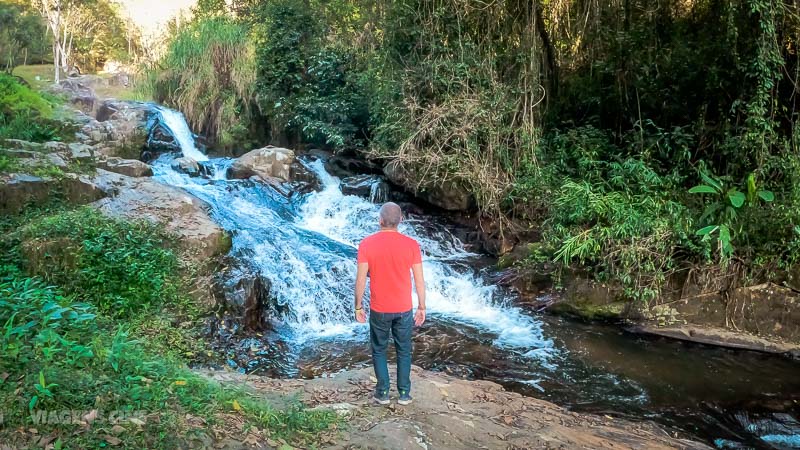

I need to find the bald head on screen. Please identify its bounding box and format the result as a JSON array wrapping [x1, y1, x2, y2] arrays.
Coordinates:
[[379, 202, 403, 229]]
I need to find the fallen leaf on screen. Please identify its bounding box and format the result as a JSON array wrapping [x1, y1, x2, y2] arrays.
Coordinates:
[[103, 435, 122, 446], [604, 415, 614, 420], [128, 417, 146, 426], [174, 380, 187, 386], [232, 399, 242, 411], [83, 410, 98, 424], [0, 372, 8, 382], [440, 389, 449, 397], [369, 376, 377, 383], [111, 425, 126, 435], [502, 415, 514, 425]]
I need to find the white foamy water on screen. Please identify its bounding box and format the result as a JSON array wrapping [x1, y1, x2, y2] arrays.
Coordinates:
[[157, 107, 209, 162], [152, 154, 555, 361]]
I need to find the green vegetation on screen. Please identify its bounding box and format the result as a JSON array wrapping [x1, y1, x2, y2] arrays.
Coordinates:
[[141, 17, 256, 148], [143, 0, 800, 302], [0, 206, 338, 448], [0, 72, 75, 142]]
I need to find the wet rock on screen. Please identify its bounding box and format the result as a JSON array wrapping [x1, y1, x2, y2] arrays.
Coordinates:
[[384, 160, 475, 211], [286, 160, 321, 194], [146, 117, 181, 154], [324, 153, 383, 178], [212, 265, 270, 332], [171, 157, 200, 176], [98, 157, 153, 177], [228, 145, 295, 182], [91, 170, 230, 261], [340, 174, 390, 203]]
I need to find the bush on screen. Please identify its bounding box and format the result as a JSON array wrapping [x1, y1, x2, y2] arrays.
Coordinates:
[[15, 208, 179, 317]]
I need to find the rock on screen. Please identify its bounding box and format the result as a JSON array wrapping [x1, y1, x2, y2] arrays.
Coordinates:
[[0, 174, 50, 214], [44, 153, 68, 168], [67, 143, 95, 162], [288, 160, 322, 193], [171, 157, 200, 176], [60, 174, 107, 205], [145, 117, 181, 155], [384, 160, 474, 211], [80, 100, 156, 159], [2, 139, 44, 152], [52, 78, 97, 113], [0, 173, 106, 214], [212, 264, 270, 332], [195, 366, 711, 450], [324, 153, 383, 178], [98, 157, 153, 177], [228, 146, 295, 182], [91, 170, 230, 261], [340, 174, 390, 203], [42, 141, 69, 153]]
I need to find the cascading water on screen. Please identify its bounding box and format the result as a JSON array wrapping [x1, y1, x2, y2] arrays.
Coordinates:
[[156, 107, 209, 162], [149, 112, 800, 449], [153, 154, 556, 358]]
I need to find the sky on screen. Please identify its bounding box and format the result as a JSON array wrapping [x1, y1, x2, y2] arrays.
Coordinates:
[[116, 0, 198, 36]]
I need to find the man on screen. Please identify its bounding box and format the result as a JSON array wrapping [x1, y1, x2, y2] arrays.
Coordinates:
[[355, 202, 426, 406]]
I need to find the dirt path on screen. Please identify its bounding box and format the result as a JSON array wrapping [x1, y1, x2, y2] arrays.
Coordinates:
[[199, 366, 710, 450]]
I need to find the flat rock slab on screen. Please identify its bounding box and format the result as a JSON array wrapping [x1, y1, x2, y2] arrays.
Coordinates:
[[90, 169, 229, 261], [198, 366, 710, 450], [627, 324, 800, 358]]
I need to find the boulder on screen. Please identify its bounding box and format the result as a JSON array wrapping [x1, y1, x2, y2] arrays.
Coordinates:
[[98, 157, 153, 177], [340, 174, 390, 203], [52, 78, 97, 113], [228, 146, 295, 182], [91, 170, 231, 261], [212, 264, 270, 332], [171, 157, 200, 176], [324, 153, 383, 178], [384, 160, 474, 211], [0, 173, 106, 214], [145, 117, 181, 155], [0, 174, 50, 214]]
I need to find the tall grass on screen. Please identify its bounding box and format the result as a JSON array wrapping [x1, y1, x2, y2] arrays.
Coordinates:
[[141, 17, 257, 147]]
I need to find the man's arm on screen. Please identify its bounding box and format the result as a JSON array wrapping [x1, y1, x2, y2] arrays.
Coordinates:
[[412, 262, 426, 326], [354, 262, 368, 323]]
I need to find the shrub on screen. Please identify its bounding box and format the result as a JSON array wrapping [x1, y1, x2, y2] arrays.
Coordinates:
[[16, 208, 179, 317]]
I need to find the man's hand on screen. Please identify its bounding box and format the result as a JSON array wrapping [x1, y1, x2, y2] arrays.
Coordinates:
[[414, 308, 426, 326], [355, 309, 367, 323]]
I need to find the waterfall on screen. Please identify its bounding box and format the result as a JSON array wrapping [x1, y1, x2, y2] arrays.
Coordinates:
[[156, 107, 209, 162], [151, 154, 555, 361]]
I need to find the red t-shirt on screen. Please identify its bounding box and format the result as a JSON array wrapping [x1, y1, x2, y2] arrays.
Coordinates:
[[357, 231, 422, 313]]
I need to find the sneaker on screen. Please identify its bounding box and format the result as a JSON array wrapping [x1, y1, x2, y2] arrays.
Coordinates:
[[398, 391, 413, 405], [373, 391, 390, 405]]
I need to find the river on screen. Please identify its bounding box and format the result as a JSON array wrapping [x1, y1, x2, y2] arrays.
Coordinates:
[[149, 109, 800, 449]]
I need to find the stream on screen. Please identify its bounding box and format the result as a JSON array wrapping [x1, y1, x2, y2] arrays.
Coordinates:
[[151, 108, 800, 449]]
